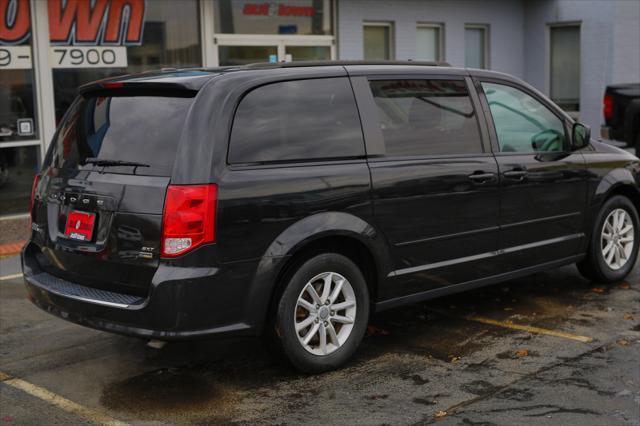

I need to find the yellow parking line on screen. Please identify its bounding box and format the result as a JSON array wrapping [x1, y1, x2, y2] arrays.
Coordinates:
[[466, 315, 594, 343], [0, 371, 127, 426], [0, 273, 23, 281]]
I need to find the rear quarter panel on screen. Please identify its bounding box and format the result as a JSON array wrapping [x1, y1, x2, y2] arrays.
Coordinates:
[[216, 162, 376, 263]]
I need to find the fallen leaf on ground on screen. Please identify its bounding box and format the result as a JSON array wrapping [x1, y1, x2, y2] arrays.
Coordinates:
[[366, 325, 391, 336], [435, 410, 448, 418], [367, 394, 389, 400], [617, 339, 630, 346], [623, 313, 634, 321], [515, 349, 530, 357], [618, 282, 631, 290], [591, 287, 606, 294]]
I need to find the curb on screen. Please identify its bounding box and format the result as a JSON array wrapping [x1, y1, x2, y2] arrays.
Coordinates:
[[0, 241, 26, 257]]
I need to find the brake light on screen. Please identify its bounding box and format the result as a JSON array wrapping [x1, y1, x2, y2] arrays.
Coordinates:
[[603, 94, 613, 120], [29, 174, 40, 217], [161, 184, 217, 257], [102, 82, 124, 89]]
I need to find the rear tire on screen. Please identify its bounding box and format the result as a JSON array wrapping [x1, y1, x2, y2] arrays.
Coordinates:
[[577, 195, 639, 283], [271, 253, 369, 373]]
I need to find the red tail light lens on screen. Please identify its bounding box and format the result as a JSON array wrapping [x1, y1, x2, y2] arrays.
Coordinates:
[[29, 174, 40, 217], [603, 94, 613, 120], [161, 184, 217, 258]]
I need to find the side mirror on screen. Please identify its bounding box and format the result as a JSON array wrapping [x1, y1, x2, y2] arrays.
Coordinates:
[[572, 122, 591, 150]]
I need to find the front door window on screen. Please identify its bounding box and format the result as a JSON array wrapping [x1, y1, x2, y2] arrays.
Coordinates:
[[482, 82, 567, 153]]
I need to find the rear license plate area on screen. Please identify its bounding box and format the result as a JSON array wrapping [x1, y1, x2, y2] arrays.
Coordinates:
[[64, 211, 96, 242]]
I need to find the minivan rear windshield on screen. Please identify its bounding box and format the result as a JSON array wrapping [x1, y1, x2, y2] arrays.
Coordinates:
[[47, 94, 194, 176]]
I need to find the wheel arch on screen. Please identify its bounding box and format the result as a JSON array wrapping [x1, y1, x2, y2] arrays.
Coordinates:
[[604, 184, 640, 213], [578, 176, 640, 283], [582, 166, 639, 245], [594, 168, 640, 213], [243, 212, 392, 334]]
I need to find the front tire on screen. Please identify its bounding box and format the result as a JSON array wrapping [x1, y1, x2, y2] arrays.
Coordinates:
[[272, 253, 370, 373], [578, 195, 639, 283]]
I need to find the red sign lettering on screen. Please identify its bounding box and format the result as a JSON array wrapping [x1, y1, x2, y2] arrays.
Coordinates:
[[48, 0, 145, 46], [0, 0, 30, 45], [278, 4, 315, 17], [243, 2, 315, 17]]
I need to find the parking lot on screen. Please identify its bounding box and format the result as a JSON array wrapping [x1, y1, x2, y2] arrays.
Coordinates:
[[0, 250, 638, 425]]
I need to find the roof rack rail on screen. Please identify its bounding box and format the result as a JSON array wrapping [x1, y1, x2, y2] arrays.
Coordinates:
[[245, 60, 451, 69]]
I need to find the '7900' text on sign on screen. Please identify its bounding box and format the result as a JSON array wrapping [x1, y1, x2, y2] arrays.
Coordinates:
[[49, 46, 128, 69]]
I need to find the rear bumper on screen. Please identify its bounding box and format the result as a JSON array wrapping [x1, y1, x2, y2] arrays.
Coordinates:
[[21, 242, 261, 340]]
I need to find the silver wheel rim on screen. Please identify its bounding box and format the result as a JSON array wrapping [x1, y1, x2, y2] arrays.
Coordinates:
[[294, 272, 357, 356], [601, 208, 635, 270]]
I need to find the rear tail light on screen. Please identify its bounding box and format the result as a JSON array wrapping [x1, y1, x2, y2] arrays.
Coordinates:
[[161, 184, 217, 258], [603, 94, 613, 120], [29, 174, 40, 217]]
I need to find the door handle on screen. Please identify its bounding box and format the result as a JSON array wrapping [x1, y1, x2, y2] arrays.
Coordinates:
[[468, 172, 496, 184], [503, 170, 528, 181]]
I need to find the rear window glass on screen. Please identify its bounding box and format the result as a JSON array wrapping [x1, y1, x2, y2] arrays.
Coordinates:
[[48, 95, 193, 176], [228, 77, 365, 164]]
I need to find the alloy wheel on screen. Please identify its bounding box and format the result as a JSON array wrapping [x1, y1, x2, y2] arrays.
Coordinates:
[[601, 208, 635, 270], [294, 272, 357, 356]]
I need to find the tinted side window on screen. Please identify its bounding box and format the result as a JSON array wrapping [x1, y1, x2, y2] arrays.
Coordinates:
[[482, 83, 567, 153], [369, 79, 483, 157], [229, 78, 364, 164]]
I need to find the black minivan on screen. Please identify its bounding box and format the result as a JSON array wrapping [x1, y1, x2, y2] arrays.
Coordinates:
[[23, 61, 640, 372]]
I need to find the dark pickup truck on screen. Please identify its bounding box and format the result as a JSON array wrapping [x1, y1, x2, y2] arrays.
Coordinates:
[[602, 83, 640, 152]]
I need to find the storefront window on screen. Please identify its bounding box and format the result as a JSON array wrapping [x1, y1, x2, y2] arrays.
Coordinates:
[[285, 45, 331, 61], [0, 145, 40, 214], [214, 0, 333, 35], [50, 0, 202, 122], [219, 45, 278, 66], [1, 0, 38, 142]]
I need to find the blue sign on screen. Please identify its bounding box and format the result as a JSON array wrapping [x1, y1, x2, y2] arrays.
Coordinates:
[[279, 25, 298, 34]]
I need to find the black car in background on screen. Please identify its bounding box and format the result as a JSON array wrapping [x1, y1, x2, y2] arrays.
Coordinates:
[[602, 82, 640, 152], [23, 62, 640, 372]]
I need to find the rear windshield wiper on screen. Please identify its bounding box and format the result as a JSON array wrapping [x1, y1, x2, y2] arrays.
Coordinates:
[[84, 158, 150, 173]]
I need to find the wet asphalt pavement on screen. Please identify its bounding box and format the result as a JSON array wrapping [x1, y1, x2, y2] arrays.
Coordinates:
[[0, 252, 639, 425]]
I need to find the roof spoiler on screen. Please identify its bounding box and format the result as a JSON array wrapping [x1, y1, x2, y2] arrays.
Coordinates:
[[77, 69, 216, 97], [78, 81, 198, 98]]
